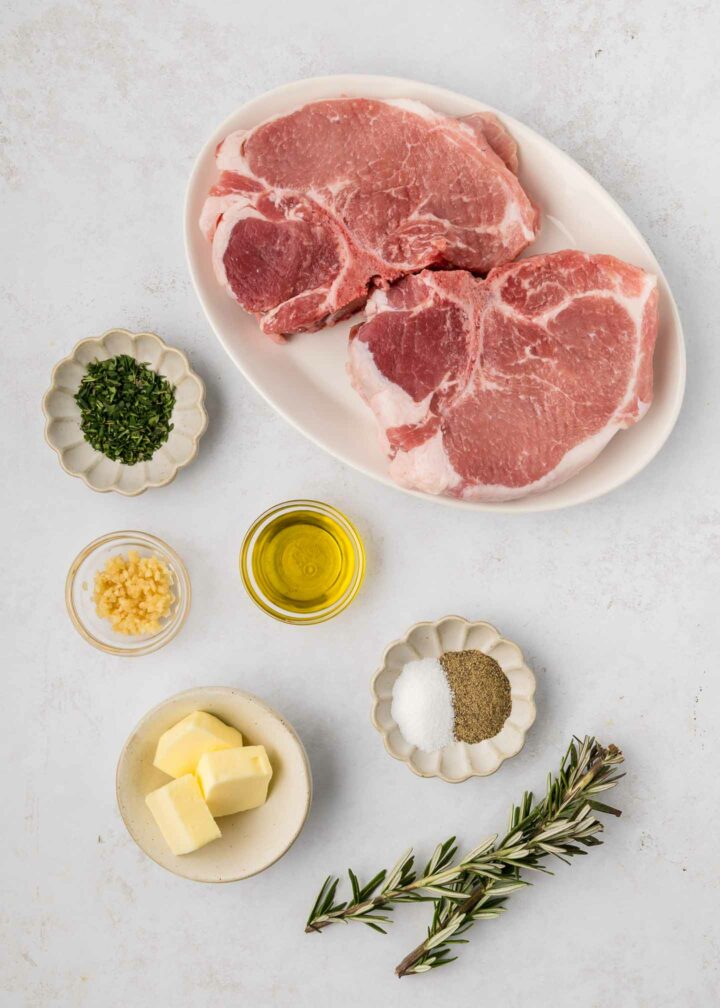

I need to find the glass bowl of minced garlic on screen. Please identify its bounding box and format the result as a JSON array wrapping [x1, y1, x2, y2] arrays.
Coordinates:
[[65, 530, 191, 655]]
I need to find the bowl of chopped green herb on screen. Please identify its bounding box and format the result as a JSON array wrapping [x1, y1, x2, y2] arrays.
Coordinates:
[[43, 329, 207, 495]]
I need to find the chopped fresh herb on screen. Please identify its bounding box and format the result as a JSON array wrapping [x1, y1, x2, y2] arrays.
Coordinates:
[[74, 354, 176, 465]]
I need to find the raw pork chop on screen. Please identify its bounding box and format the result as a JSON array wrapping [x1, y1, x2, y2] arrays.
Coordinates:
[[348, 251, 658, 502], [199, 98, 538, 339]]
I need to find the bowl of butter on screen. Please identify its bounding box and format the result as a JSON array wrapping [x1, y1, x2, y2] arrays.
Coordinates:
[[116, 686, 312, 882]]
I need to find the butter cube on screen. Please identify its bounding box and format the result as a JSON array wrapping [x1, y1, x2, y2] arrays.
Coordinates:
[[197, 745, 273, 817], [153, 711, 243, 778], [145, 774, 221, 856]]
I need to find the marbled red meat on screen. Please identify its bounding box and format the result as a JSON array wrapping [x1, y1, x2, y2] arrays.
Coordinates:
[[199, 98, 538, 339], [348, 251, 659, 501]]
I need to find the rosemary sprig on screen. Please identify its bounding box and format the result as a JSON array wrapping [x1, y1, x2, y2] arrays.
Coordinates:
[[305, 737, 624, 979], [305, 834, 471, 933], [396, 737, 624, 975]]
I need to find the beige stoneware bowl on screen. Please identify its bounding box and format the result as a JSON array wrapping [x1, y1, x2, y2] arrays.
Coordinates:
[[371, 617, 536, 782], [42, 328, 207, 495], [117, 687, 312, 882]]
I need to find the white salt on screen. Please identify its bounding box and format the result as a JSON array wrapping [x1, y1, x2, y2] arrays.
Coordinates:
[[390, 657, 454, 752]]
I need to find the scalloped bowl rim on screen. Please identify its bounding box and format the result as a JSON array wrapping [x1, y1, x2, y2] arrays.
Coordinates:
[[42, 328, 208, 496], [371, 616, 537, 782]]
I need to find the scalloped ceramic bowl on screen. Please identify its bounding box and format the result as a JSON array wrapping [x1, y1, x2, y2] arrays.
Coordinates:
[[42, 329, 207, 496], [371, 617, 536, 782]]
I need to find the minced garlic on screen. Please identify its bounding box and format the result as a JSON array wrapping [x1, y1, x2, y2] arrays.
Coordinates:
[[93, 550, 174, 635]]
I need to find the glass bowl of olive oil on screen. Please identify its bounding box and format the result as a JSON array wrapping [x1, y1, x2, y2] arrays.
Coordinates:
[[240, 500, 365, 624]]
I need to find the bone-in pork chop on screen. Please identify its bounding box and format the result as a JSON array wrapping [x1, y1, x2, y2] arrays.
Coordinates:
[[348, 251, 658, 502], [199, 98, 538, 339]]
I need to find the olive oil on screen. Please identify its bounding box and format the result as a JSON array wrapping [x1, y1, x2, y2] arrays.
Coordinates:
[[250, 509, 357, 613]]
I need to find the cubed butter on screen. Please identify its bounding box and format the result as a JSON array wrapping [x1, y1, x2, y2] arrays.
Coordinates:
[[153, 711, 243, 778], [145, 774, 221, 856], [197, 745, 273, 817]]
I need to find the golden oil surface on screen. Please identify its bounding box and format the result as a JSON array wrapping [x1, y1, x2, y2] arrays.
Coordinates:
[[251, 509, 356, 613]]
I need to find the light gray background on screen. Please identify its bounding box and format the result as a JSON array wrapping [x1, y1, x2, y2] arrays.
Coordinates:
[[2, 1, 718, 1005]]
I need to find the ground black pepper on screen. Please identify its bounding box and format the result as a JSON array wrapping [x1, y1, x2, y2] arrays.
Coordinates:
[[440, 649, 511, 743]]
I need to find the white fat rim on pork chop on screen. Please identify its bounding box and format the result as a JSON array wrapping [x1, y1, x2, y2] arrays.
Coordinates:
[[211, 200, 271, 295], [347, 338, 436, 449], [212, 187, 362, 337], [393, 387, 649, 504]]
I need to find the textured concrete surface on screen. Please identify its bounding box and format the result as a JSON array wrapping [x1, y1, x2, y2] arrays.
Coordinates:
[[2, 1, 719, 1005]]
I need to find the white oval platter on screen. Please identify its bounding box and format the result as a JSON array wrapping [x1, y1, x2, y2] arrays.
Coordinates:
[[185, 74, 685, 513]]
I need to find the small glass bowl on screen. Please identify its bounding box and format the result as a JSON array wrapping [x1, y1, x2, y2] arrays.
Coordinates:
[[65, 530, 191, 656], [240, 500, 365, 625]]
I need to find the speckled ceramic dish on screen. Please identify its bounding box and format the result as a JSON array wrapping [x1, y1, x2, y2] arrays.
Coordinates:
[[42, 328, 207, 495], [371, 617, 536, 782], [116, 687, 312, 882]]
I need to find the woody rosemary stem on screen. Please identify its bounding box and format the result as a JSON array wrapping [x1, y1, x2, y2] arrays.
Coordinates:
[[304, 882, 417, 933], [304, 737, 625, 978], [395, 877, 493, 977], [395, 742, 622, 977], [304, 840, 485, 934]]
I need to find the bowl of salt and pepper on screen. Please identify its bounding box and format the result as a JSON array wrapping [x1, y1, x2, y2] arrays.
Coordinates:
[[371, 617, 536, 781]]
